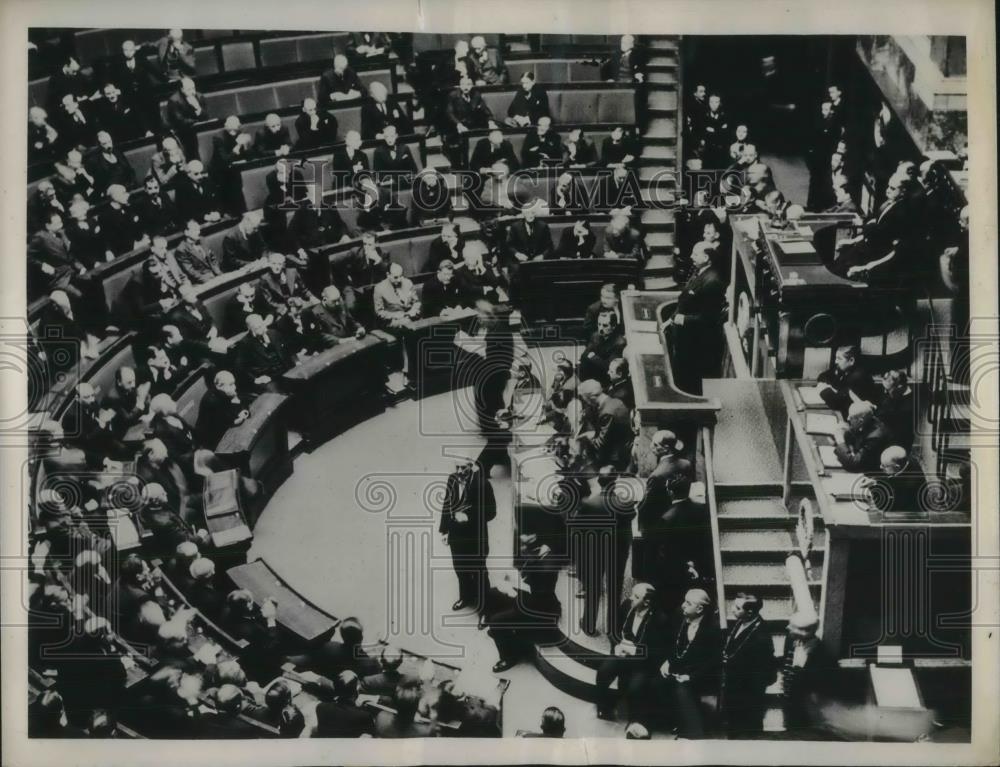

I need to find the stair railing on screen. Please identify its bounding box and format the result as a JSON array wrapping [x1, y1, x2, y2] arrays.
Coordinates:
[[701, 424, 729, 630]]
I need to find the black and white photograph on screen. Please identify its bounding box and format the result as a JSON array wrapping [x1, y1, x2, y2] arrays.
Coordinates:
[[1, 0, 997, 764]]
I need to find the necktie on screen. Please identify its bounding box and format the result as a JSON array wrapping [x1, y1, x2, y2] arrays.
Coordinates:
[[75, 112, 85, 124], [379, 103, 386, 115], [127, 59, 135, 70]]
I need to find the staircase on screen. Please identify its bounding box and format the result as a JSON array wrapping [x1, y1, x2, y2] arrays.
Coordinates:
[[638, 35, 681, 290]]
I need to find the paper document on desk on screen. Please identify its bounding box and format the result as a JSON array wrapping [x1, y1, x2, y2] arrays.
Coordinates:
[[806, 412, 841, 435], [822, 472, 868, 500], [818, 445, 843, 469], [798, 385, 827, 407], [780, 240, 817, 255]]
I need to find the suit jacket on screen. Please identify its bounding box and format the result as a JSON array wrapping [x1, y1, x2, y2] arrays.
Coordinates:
[[222, 226, 268, 272], [330, 145, 370, 188], [134, 191, 178, 237], [562, 136, 599, 167], [665, 613, 723, 695], [174, 174, 220, 224], [290, 203, 348, 251], [253, 126, 292, 158], [175, 238, 222, 284], [86, 147, 138, 190], [196, 387, 246, 448], [156, 37, 196, 79], [425, 235, 465, 272], [616, 601, 671, 666], [301, 302, 360, 350], [439, 465, 496, 538], [235, 329, 292, 385], [817, 363, 879, 417], [360, 98, 413, 140], [601, 46, 646, 82], [834, 416, 894, 473], [421, 275, 468, 317], [470, 137, 519, 172], [556, 228, 597, 259], [675, 265, 725, 328], [373, 142, 418, 179], [93, 97, 145, 143], [317, 67, 364, 106], [150, 148, 187, 189], [507, 85, 551, 124], [168, 298, 215, 340], [521, 130, 563, 167], [314, 701, 375, 738], [28, 229, 82, 290], [583, 300, 622, 336], [294, 110, 338, 151], [98, 203, 142, 256], [721, 616, 777, 705], [867, 458, 926, 514], [876, 387, 915, 449], [258, 267, 314, 313], [601, 137, 636, 166], [587, 394, 632, 470], [64, 216, 106, 269], [506, 219, 553, 261], [445, 89, 494, 130], [604, 225, 646, 260], [165, 91, 207, 133]]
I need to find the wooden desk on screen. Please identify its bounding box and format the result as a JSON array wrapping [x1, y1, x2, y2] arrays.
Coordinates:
[[402, 309, 479, 399], [281, 334, 388, 449], [215, 392, 292, 502], [227, 558, 339, 645]]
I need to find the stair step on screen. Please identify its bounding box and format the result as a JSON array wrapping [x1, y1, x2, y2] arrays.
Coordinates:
[[644, 253, 675, 272], [639, 186, 676, 208], [643, 276, 676, 290], [722, 563, 823, 589], [638, 165, 675, 182], [647, 39, 678, 51], [647, 54, 677, 67], [643, 117, 677, 138], [640, 208, 674, 225], [644, 231, 674, 249], [646, 70, 677, 85], [647, 91, 678, 110], [717, 497, 793, 529], [640, 144, 677, 161], [534, 645, 616, 703], [425, 134, 443, 149], [426, 153, 450, 170], [763, 706, 786, 732]]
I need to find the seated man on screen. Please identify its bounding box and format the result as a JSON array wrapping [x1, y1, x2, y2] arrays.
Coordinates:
[[862, 445, 927, 515], [505, 71, 550, 128], [331, 130, 369, 190], [470, 128, 519, 174], [815, 345, 879, 418], [521, 116, 562, 168], [294, 97, 338, 151], [313, 671, 376, 737], [638, 430, 694, 530], [360, 645, 414, 696], [373, 682, 435, 738], [174, 160, 222, 226], [607, 358, 634, 411], [563, 127, 599, 168], [354, 175, 407, 231], [873, 369, 915, 449], [301, 285, 366, 351], [87, 130, 138, 190], [601, 125, 637, 168], [253, 113, 292, 159], [426, 223, 466, 272], [168, 282, 229, 359], [336, 230, 388, 317], [576, 378, 632, 471], [101, 365, 151, 438], [60, 382, 130, 467], [373, 262, 421, 329], [372, 125, 418, 185], [830, 174, 912, 283], [134, 175, 178, 237], [521, 707, 566, 738], [174, 219, 222, 285], [832, 401, 894, 473], [584, 283, 623, 337], [360, 81, 412, 141], [409, 168, 453, 225], [556, 219, 597, 260], [258, 252, 316, 318], [222, 211, 268, 273], [455, 248, 505, 305], [505, 204, 553, 263], [225, 281, 269, 336], [139, 481, 207, 555], [318, 54, 363, 106], [579, 311, 627, 386], [234, 314, 294, 393], [654, 589, 723, 737], [196, 370, 250, 449], [603, 213, 646, 260], [420, 260, 469, 318], [595, 583, 670, 721]]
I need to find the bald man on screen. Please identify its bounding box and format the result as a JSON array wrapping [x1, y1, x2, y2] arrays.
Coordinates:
[[175, 160, 222, 225], [470, 128, 520, 174], [719, 593, 777, 738], [156, 28, 196, 82], [361, 81, 413, 140], [595, 583, 671, 721], [601, 34, 646, 83], [655, 588, 722, 737], [781, 611, 839, 738], [319, 54, 364, 106], [832, 401, 893, 473], [234, 314, 294, 393], [165, 76, 207, 160], [254, 113, 293, 158], [210, 115, 252, 216], [295, 97, 339, 151], [302, 285, 366, 351], [666, 239, 725, 395], [577, 379, 633, 471], [863, 446, 927, 515], [196, 370, 249, 448], [331, 129, 370, 189]]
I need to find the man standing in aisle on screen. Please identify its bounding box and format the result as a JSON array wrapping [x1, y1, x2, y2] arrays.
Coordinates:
[[440, 460, 496, 614]]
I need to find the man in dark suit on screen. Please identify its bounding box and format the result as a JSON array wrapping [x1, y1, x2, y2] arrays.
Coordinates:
[[92, 83, 146, 143], [234, 314, 294, 393], [780, 611, 841, 739], [420, 260, 468, 318], [607, 358, 634, 411], [98, 184, 144, 258], [440, 461, 496, 613], [165, 77, 208, 161], [655, 589, 723, 738], [637, 430, 694, 533], [360, 81, 412, 140], [584, 284, 623, 337], [109, 39, 163, 133], [816, 345, 879, 418], [53, 94, 97, 152], [521, 116, 563, 168], [294, 97, 338, 151], [134, 175, 178, 237], [253, 113, 293, 159], [487, 531, 562, 672], [317, 54, 364, 107], [330, 130, 370, 190], [864, 447, 927, 515], [174, 219, 222, 285], [258, 253, 315, 317], [666, 241, 726, 394], [156, 29, 197, 82], [470, 128, 520, 173], [832, 401, 894, 473], [360, 646, 415, 696], [314, 671, 376, 737], [579, 311, 628, 386], [505, 205, 553, 264], [222, 212, 268, 272], [442, 76, 496, 168], [301, 285, 366, 351], [830, 175, 912, 283], [719, 593, 777, 739], [196, 370, 249, 449], [174, 160, 223, 226], [577, 378, 633, 471], [595, 582, 671, 721], [505, 71, 551, 127], [210, 116, 253, 217], [373, 125, 418, 185], [60, 382, 131, 467], [102, 365, 150, 438], [603, 213, 646, 260], [601, 34, 647, 83]]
